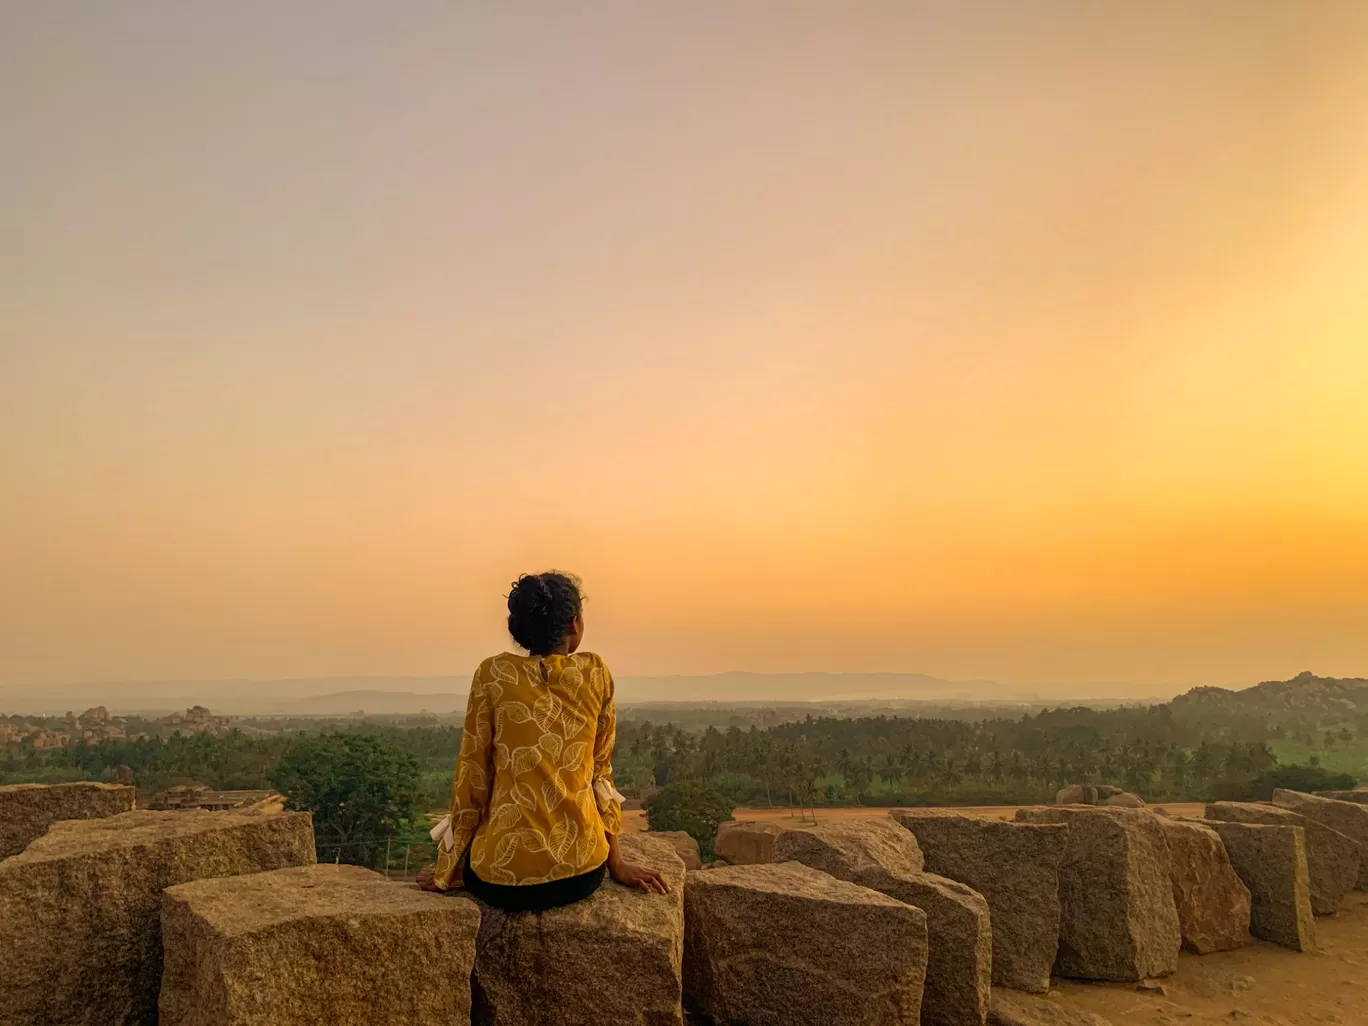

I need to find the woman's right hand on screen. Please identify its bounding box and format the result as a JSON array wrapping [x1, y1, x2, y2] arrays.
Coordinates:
[[415, 866, 439, 892], [609, 857, 670, 894]]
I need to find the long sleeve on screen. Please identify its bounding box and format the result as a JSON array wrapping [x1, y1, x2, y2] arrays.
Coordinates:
[[432, 670, 493, 890], [591, 660, 624, 836]]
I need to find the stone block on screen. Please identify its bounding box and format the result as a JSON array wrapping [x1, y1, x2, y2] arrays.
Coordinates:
[[1154, 817, 1250, 953], [0, 809, 316, 1026], [160, 864, 479, 1026], [1271, 788, 1368, 889], [651, 830, 703, 869], [1055, 785, 1095, 806], [775, 819, 987, 1026], [1014, 807, 1179, 982], [714, 820, 787, 865], [472, 833, 686, 1026], [892, 809, 1067, 993], [685, 861, 927, 1026], [0, 781, 136, 859], [1208, 821, 1315, 951], [1204, 802, 1358, 914]]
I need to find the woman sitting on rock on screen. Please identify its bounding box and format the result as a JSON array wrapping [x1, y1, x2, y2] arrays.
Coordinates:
[[418, 571, 668, 911]]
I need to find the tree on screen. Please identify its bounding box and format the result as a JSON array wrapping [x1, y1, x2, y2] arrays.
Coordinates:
[[270, 733, 419, 868], [644, 780, 736, 860]]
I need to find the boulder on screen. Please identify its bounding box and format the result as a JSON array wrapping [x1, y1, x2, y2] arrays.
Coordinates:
[[714, 820, 787, 865], [1154, 817, 1250, 953], [684, 861, 928, 1026], [1313, 790, 1368, 804], [160, 864, 479, 1026], [1014, 807, 1179, 981], [1106, 793, 1145, 809], [1055, 785, 1095, 806], [1208, 821, 1315, 951], [0, 809, 316, 1026], [892, 809, 1067, 993], [1204, 802, 1359, 914], [1271, 789, 1368, 889], [774, 819, 988, 1026], [651, 830, 703, 870], [0, 781, 136, 859], [1094, 786, 1123, 800], [473, 833, 686, 1026], [988, 990, 1114, 1026]]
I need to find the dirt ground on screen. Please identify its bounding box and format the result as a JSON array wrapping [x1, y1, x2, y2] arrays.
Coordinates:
[[635, 804, 1368, 1025]]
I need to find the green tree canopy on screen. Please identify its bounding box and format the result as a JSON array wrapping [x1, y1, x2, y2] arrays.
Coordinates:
[[644, 780, 736, 860]]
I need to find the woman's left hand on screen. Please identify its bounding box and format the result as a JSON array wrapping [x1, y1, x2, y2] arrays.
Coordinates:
[[609, 858, 670, 894]]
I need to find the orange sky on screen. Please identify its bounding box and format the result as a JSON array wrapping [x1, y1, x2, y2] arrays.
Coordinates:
[[3, 2, 1367, 694]]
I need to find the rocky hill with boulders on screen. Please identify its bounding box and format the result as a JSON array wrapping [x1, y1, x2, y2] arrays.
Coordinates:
[[2, 779, 1365, 1025]]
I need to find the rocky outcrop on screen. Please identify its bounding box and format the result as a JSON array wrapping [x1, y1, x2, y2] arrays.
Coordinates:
[[1313, 790, 1368, 804], [1204, 802, 1359, 914], [473, 833, 686, 1026], [774, 819, 989, 1026], [1208, 821, 1315, 951], [161, 864, 479, 1026], [714, 820, 787, 865], [0, 809, 315, 1026], [0, 781, 136, 859], [684, 861, 928, 1026], [1014, 807, 1179, 982], [1154, 817, 1250, 953], [1270, 789, 1368, 889], [651, 830, 703, 870], [988, 990, 1114, 1026], [892, 809, 1067, 993], [1055, 785, 1095, 806], [1105, 793, 1145, 809]]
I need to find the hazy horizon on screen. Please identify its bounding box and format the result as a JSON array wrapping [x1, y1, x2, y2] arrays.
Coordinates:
[[6, 2, 1368, 694]]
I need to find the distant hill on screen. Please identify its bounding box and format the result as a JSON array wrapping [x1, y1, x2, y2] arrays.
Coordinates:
[[1171, 671, 1368, 728]]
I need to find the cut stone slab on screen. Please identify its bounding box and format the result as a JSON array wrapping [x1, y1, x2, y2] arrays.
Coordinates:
[[1014, 807, 1180, 982], [472, 833, 686, 1026], [891, 809, 1067, 994], [0, 809, 316, 1026], [1106, 793, 1145, 809], [774, 819, 988, 1026], [1271, 789, 1368, 890], [651, 830, 703, 870], [161, 864, 479, 1026], [1154, 817, 1251, 953], [988, 990, 1114, 1026], [685, 861, 928, 1026], [714, 820, 787, 865], [1208, 821, 1315, 951], [0, 781, 136, 859], [1314, 790, 1368, 804], [1204, 802, 1359, 914]]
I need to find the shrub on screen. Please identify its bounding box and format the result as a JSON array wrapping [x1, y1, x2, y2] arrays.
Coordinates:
[[644, 780, 736, 860]]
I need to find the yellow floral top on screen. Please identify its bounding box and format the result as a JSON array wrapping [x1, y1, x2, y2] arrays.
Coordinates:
[[431, 651, 623, 889]]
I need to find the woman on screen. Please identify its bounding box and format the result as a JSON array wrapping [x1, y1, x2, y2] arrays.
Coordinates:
[[418, 571, 668, 910]]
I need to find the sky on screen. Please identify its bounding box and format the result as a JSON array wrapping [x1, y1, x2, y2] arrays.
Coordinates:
[[3, 1, 1368, 698]]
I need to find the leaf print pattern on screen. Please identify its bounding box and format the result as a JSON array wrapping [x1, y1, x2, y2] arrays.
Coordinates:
[[431, 651, 624, 891]]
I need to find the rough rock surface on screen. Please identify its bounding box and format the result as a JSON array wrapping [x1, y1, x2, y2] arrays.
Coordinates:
[[1106, 793, 1145, 809], [685, 861, 928, 1026], [161, 864, 479, 1026], [774, 819, 988, 1026], [1314, 789, 1368, 804], [0, 781, 136, 859], [1055, 785, 1095, 806], [473, 833, 686, 1026], [651, 830, 703, 870], [1014, 807, 1180, 982], [892, 809, 1067, 993], [0, 809, 316, 1026], [714, 820, 787, 865], [1154, 817, 1250, 953], [988, 990, 1114, 1026], [1271, 788, 1368, 889], [1204, 802, 1359, 914], [1208, 821, 1315, 951]]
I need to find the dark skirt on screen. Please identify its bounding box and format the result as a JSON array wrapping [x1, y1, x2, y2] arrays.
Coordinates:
[[462, 855, 607, 913]]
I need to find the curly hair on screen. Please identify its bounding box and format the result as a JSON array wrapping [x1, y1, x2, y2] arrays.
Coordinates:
[[506, 571, 583, 656]]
